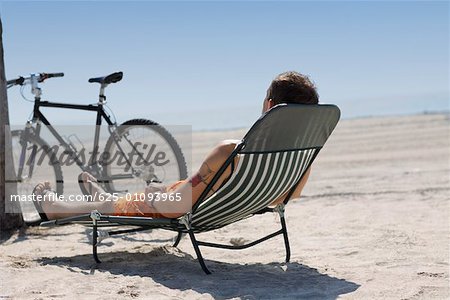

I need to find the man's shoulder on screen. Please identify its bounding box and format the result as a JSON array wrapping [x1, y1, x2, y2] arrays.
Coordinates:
[[217, 139, 240, 146], [205, 140, 239, 171], [216, 139, 240, 154]]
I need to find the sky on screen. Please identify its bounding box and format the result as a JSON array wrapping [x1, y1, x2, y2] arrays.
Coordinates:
[[1, 1, 449, 130]]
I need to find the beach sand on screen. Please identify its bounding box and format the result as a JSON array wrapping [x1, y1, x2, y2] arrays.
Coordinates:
[[1, 113, 449, 299]]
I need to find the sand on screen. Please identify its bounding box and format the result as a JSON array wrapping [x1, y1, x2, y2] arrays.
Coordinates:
[[1, 113, 449, 299]]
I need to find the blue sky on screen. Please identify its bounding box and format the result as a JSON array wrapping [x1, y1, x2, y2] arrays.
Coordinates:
[[1, 1, 449, 130]]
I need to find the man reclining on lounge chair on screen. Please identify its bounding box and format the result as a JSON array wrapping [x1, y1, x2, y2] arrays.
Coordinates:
[[33, 71, 319, 220]]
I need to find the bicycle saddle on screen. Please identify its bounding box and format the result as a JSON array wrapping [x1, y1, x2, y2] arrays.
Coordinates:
[[88, 72, 123, 84]]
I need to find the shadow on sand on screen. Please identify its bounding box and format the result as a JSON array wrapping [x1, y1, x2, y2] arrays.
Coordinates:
[[37, 246, 359, 299]]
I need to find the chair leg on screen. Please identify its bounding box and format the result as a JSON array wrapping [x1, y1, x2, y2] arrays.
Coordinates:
[[173, 231, 183, 247], [92, 220, 101, 263], [279, 215, 291, 263], [187, 230, 211, 274]]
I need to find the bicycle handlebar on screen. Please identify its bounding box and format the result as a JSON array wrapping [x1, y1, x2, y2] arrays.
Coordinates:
[[7, 72, 64, 87], [7, 76, 25, 86], [38, 72, 64, 82]]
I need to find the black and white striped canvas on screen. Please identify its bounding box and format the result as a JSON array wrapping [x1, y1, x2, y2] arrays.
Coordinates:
[[190, 104, 340, 232]]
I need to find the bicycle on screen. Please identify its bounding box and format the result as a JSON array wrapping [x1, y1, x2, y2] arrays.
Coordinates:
[[7, 72, 188, 223]]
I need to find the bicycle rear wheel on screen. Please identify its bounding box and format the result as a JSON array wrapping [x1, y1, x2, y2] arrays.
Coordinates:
[[102, 119, 188, 194], [11, 129, 64, 224]]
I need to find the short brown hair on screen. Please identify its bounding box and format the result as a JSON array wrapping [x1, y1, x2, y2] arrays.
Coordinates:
[[266, 71, 319, 105]]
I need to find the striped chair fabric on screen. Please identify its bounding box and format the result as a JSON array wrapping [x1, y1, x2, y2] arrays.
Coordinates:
[[190, 103, 340, 232], [192, 148, 317, 230]]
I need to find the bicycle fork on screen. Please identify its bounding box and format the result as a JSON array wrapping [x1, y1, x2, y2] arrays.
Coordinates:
[[16, 123, 38, 182]]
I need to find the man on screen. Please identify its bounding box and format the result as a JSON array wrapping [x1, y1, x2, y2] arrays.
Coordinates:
[[34, 71, 319, 220]]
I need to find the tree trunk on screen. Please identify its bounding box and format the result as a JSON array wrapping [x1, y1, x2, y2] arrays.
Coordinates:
[[0, 17, 23, 237]]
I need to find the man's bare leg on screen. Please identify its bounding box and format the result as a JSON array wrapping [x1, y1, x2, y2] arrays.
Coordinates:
[[34, 181, 114, 220]]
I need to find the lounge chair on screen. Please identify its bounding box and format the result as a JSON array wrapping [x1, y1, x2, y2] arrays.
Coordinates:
[[41, 103, 340, 274]]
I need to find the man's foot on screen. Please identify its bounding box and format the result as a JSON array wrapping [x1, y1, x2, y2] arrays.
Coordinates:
[[78, 172, 107, 201], [32, 181, 53, 221]]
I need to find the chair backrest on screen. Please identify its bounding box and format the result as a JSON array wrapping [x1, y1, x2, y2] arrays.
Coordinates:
[[191, 104, 340, 231]]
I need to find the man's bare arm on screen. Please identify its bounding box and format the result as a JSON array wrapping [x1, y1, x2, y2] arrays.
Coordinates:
[[151, 140, 237, 218]]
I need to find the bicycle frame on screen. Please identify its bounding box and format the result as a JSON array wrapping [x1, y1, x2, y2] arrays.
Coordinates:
[[24, 95, 116, 177], [26, 97, 154, 186]]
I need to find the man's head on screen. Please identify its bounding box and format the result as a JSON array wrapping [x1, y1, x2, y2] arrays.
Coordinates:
[[262, 71, 319, 113]]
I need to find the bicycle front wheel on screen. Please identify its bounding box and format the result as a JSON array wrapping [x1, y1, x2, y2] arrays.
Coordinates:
[[11, 129, 64, 224], [102, 119, 188, 194]]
